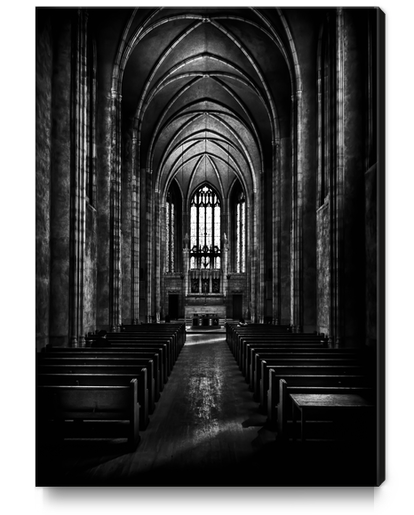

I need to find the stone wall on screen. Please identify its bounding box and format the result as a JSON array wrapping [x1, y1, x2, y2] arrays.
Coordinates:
[[316, 202, 330, 336], [36, 12, 53, 351], [84, 204, 97, 333]]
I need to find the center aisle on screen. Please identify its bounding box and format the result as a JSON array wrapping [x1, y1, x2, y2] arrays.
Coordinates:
[[77, 332, 276, 486]]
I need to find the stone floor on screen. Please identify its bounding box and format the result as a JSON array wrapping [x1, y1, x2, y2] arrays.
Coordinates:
[[36, 333, 377, 487]]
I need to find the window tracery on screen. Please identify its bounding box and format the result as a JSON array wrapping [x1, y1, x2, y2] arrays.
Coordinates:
[[190, 185, 221, 269]]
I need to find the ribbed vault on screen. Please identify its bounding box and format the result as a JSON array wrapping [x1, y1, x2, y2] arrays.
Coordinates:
[[103, 7, 294, 202]]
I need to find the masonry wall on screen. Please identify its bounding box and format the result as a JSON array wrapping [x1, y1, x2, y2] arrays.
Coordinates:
[[36, 11, 53, 351]]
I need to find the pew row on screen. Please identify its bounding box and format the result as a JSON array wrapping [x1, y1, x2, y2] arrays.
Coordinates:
[[37, 361, 155, 416], [37, 379, 140, 449], [276, 378, 374, 440], [37, 371, 149, 430]]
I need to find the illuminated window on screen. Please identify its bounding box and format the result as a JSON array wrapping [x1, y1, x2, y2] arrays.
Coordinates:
[[236, 191, 246, 272], [166, 192, 175, 272], [190, 185, 221, 269]]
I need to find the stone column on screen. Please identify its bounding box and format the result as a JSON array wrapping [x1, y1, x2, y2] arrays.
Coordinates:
[[280, 137, 291, 326], [222, 233, 229, 296], [131, 135, 140, 324], [250, 189, 258, 322], [155, 188, 161, 323], [330, 9, 345, 347], [182, 233, 190, 297], [290, 90, 304, 333], [109, 88, 122, 332], [272, 138, 281, 325], [258, 169, 265, 324], [48, 12, 73, 347], [70, 10, 89, 346], [146, 169, 153, 323], [121, 131, 133, 325]]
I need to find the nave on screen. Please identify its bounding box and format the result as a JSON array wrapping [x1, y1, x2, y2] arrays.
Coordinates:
[[37, 332, 376, 487]]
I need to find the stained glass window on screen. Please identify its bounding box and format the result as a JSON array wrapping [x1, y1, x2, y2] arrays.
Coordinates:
[[236, 191, 246, 272], [190, 185, 221, 269]]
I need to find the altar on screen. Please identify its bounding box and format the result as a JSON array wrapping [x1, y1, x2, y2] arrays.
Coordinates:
[[192, 313, 220, 327]]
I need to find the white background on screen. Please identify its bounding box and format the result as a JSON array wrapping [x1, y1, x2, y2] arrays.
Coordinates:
[[1, 1, 411, 514]]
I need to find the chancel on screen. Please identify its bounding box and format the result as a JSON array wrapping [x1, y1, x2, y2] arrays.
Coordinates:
[[36, 6, 385, 487]]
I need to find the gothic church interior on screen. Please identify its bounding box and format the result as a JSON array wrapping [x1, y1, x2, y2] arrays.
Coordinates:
[[36, 6, 385, 487]]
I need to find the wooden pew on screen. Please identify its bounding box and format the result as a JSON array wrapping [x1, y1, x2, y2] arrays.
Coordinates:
[[277, 378, 374, 439], [37, 371, 149, 430], [38, 355, 158, 404], [37, 362, 156, 414], [226, 325, 325, 357], [235, 336, 326, 368], [106, 336, 178, 370], [258, 362, 367, 411], [267, 371, 371, 424], [39, 351, 164, 397], [247, 347, 364, 387], [37, 379, 140, 449], [109, 325, 186, 352], [121, 323, 186, 347], [43, 346, 169, 385], [289, 392, 375, 443]]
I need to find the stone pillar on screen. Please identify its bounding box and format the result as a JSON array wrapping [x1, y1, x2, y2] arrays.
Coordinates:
[[146, 169, 153, 323], [70, 10, 89, 347], [131, 136, 140, 324], [183, 233, 190, 296], [330, 9, 346, 346], [250, 189, 258, 322], [109, 87, 122, 332], [280, 137, 291, 326], [258, 168, 265, 324], [222, 233, 229, 296], [96, 83, 112, 330], [121, 130, 133, 325], [155, 188, 161, 323], [341, 8, 370, 347], [290, 90, 304, 333], [272, 138, 281, 325], [48, 13, 72, 348]]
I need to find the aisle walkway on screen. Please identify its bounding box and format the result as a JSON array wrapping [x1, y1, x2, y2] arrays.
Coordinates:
[[40, 333, 276, 486]]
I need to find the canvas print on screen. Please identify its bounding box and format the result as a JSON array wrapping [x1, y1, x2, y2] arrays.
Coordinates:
[[36, 6, 385, 487]]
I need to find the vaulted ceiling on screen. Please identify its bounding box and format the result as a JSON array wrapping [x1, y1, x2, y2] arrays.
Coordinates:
[[91, 7, 295, 201]]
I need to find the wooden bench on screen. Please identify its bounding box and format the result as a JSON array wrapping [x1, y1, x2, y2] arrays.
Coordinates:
[[244, 346, 367, 381], [290, 392, 374, 443], [106, 336, 179, 369], [234, 337, 327, 367], [37, 362, 156, 414], [39, 352, 163, 398], [248, 349, 364, 389], [258, 363, 367, 411], [38, 371, 149, 430], [37, 379, 140, 449], [267, 372, 371, 424], [43, 346, 169, 385], [277, 378, 374, 438], [108, 326, 186, 352], [121, 323, 186, 348]]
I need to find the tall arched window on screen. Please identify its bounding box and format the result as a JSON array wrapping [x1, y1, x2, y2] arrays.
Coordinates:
[[236, 191, 246, 272], [165, 192, 175, 272], [190, 185, 221, 269]]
